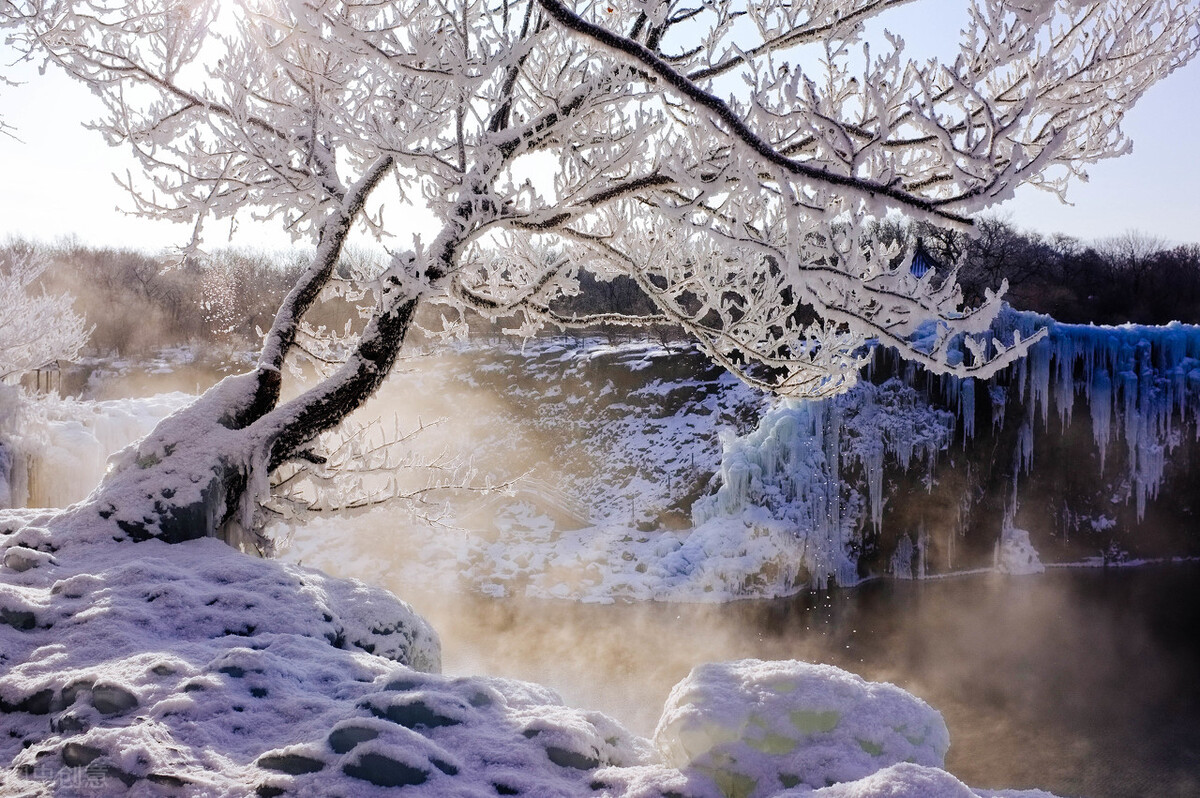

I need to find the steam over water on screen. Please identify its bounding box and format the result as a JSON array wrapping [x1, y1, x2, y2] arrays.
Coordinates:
[[314, 554, 1200, 798], [10, 335, 1200, 798]]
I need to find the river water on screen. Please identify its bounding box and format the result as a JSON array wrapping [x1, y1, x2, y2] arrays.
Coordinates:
[[368, 562, 1200, 798], [18, 347, 1200, 797]]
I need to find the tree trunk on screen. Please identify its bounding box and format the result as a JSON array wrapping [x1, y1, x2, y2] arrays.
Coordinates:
[[53, 156, 430, 550], [66, 291, 420, 550]]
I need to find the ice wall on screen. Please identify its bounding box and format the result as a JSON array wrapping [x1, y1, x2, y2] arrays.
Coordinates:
[[692, 379, 954, 589], [0, 391, 192, 508], [983, 308, 1200, 519], [699, 307, 1200, 587]]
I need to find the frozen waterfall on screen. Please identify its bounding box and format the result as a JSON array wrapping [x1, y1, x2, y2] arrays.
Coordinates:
[[0, 389, 192, 508], [697, 307, 1200, 588], [692, 379, 955, 589]]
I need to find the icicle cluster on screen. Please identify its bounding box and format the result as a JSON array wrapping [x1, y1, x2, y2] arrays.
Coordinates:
[[692, 379, 954, 589], [700, 307, 1200, 586], [978, 308, 1200, 520]]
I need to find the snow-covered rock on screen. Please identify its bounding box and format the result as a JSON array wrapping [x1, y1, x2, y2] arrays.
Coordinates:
[[994, 526, 1046, 575], [655, 660, 950, 797]]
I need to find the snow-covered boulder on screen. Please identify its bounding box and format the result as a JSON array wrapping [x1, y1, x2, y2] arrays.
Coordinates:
[[655, 659, 950, 797], [994, 527, 1045, 575]]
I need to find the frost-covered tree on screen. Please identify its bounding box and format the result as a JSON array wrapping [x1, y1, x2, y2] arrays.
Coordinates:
[[0, 248, 89, 381], [1, 0, 1196, 545]]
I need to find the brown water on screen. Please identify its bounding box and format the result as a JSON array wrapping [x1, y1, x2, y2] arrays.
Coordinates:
[[394, 564, 1200, 798], [67, 352, 1200, 796]]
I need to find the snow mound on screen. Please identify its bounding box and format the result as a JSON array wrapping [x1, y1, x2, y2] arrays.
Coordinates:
[[994, 527, 1045, 575], [655, 659, 950, 797], [0, 526, 443, 795]]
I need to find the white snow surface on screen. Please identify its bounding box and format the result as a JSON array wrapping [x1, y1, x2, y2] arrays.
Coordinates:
[[994, 527, 1045, 576], [0, 510, 1062, 796], [0, 389, 193, 508], [655, 659, 950, 796]]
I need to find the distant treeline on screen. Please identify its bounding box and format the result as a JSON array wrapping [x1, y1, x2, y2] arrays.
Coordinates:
[[875, 217, 1200, 326], [0, 240, 372, 357], [558, 219, 1200, 332], [5, 220, 1199, 361]]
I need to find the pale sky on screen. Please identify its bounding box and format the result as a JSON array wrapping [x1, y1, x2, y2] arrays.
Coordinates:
[[1, 11, 1198, 253]]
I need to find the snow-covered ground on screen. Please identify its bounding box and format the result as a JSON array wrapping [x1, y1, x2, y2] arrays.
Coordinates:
[[0, 505, 1060, 797]]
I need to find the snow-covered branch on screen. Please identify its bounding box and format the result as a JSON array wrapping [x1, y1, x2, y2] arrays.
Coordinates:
[[0, 249, 90, 380], [6, 0, 1195, 540]]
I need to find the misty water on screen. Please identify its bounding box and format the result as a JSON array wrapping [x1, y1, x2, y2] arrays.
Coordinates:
[[12, 328, 1200, 798], [383, 563, 1200, 798]]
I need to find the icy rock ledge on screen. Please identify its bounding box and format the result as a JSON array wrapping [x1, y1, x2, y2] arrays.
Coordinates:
[[994, 527, 1046, 576]]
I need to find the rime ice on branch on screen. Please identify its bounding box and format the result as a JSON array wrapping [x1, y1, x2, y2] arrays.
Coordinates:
[[0, 250, 88, 382], [2, 0, 1197, 542]]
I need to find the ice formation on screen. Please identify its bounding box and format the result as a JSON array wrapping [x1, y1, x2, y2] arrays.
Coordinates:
[[988, 308, 1200, 520], [690, 379, 954, 590], [689, 308, 1200, 590], [284, 378, 956, 601], [0, 390, 192, 508], [282, 313, 1200, 601], [10, 311, 1200, 605], [993, 527, 1045, 576]]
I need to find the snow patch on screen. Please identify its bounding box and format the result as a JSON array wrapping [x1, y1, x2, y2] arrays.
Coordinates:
[[655, 659, 950, 797]]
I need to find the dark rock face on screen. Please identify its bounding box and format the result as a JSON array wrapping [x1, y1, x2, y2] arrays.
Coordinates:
[[61, 742, 104, 767], [0, 688, 55, 715], [342, 752, 429, 788], [0, 606, 36, 630], [546, 746, 601, 771], [257, 753, 326, 775], [91, 684, 138, 716], [328, 725, 380, 754], [370, 698, 463, 730]]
